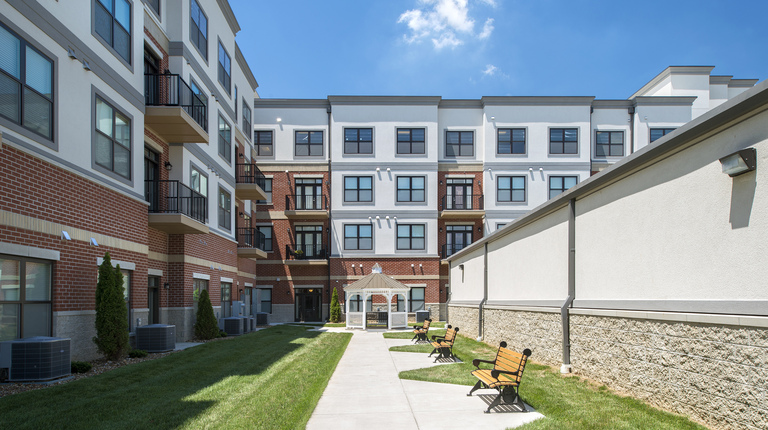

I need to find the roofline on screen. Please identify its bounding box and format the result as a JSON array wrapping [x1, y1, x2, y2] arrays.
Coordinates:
[[628, 66, 716, 99], [481, 96, 595, 106], [253, 99, 330, 109], [235, 43, 258, 91], [592, 99, 633, 108], [729, 79, 760, 88], [710, 75, 733, 85], [217, 0, 241, 34], [328, 96, 442, 105], [449, 77, 768, 262], [632, 96, 698, 106]]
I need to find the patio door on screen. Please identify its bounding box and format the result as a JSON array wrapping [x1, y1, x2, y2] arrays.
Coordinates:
[[446, 225, 473, 257], [144, 147, 160, 212], [295, 225, 323, 258], [446, 178, 473, 209], [148, 276, 160, 324], [295, 288, 321, 322], [295, 178, 322, 210]]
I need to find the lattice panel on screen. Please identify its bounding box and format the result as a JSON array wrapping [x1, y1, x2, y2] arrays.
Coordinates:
[[390, 312, 407, 328]]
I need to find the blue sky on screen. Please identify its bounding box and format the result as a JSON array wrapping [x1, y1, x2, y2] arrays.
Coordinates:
[[230, 0, 767, 100]]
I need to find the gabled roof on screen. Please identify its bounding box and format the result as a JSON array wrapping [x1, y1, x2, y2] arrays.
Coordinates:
[[343, 272, 410, 293]]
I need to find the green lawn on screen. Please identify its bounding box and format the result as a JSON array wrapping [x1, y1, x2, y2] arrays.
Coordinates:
[[391, 334, 707, 430], [0, 326, 351, 430]]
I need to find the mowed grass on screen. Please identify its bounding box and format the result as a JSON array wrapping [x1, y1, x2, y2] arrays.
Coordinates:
[[391, 334, 707, 430], [0, 325, 351, 430]]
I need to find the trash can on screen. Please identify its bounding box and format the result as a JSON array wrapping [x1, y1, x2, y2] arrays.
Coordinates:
[[415, 310, 430, 322]]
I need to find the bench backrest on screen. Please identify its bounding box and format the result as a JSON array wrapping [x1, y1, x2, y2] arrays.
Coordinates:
[[494, 343, 531, 384], [444, 326, 459, 343], [421, 319, 432, 330]]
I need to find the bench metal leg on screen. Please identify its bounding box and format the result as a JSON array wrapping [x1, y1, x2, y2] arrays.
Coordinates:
[[484, 386, 524, 414], [467, 379, 486, 396]]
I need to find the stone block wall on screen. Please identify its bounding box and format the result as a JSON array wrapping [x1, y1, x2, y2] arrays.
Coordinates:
[[447, 305, 479, 339], [570, 314, 768, 430], [482, 307, 563, 366]]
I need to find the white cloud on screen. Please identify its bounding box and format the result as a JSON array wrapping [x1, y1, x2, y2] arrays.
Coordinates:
[[478, 18, 494, 40], [478, 0, 498, 7], [398, 0, 494, 50], [482, 64, 499, 76]]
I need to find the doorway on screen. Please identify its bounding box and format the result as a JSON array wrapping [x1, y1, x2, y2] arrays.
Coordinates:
[[148, 276, 160, 324], [295, 288, 322, 322]]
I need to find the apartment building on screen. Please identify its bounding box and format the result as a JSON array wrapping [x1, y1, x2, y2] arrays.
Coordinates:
[[252, 66, 757, 323], [0, 0, 264, 360]]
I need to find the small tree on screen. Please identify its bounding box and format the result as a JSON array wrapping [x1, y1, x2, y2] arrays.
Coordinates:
[[329, 287, 341, 323], [194, 289, 219, 340], [93, 252, 129, 360]]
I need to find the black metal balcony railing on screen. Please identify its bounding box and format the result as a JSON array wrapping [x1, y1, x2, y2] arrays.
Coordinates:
[[145, 73, 208, 132], [237, 227, 267, 250], [286, 244, 327, 260], [285, 194, 327, 211], [236, 163, 266, 188], [441, 194, 484, 210], [442, 243, 469, 259], [146, 180, 206, 223]]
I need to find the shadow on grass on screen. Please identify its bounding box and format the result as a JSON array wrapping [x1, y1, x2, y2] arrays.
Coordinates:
[[0, 326, 351, 430]]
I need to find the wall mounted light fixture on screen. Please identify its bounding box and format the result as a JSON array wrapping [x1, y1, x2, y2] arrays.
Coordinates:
[[720, 148, 756, 177], [164, 161, 173, 171], [164, 282, 170, 290]]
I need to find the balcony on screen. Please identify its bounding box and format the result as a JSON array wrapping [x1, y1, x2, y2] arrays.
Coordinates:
[[285, 244, 328, 265], [284, 195, 328, 219], [441, 244, 469, 260], [440, 194, 485, 219], [235, 163, 267, 201], [237, 227, 268, 259], [144, 73, 208, 144], [146, 180, 208, 234]]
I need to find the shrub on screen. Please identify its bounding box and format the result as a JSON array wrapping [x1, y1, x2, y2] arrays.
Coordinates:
[[329, 287, 341, 323], [93, 252, 129, 360], [219, 330, 228, 338], [194, 289, 220, 340], [128, 349, 148, 358], [71, 361, 92, 374]]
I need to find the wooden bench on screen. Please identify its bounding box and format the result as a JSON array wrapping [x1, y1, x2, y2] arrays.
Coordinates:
[[428, 325, 459, 362], [467, 342, 531, 413], [411, 318, 432, 343]]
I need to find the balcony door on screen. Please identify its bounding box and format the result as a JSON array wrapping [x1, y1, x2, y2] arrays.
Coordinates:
[[295, 178, 322, 210], [446, 225, 472, 257], [295, 225, 323, 258], [144, 48, 160, 105], [144, 147, 159, 212], [446, 178, 473, 209]]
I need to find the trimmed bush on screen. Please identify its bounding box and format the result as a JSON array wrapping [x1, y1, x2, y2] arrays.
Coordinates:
[[71, 361, 92, 374], [129, 349, 148, 358], [194, 289, 219, 340], [329, 287, 341, 323], [93, 252, 129, 360], [219, 330, 227, 338]]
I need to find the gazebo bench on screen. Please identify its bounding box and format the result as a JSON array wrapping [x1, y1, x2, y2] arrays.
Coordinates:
[[428, 325, 458, 362], [467, 342, 532, 413], [411, 318, 432, 343]]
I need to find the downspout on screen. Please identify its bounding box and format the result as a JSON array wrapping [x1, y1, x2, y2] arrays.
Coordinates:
[[628, 106, 636, 154], [326, 104, 332, 320], [561, 198, 576, 373], [478, 242, 488, 341]]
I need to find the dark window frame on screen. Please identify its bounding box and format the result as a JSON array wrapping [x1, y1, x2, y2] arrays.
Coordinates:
[[254, 130, 273, 157], [343, 224, 373, 250], [218, 187, 231, 230], [256, 225, 273, 252], [396, 224, 426, 250], [94, 94, 132, 180], [0, 254, 53, 341], [595, 130, 624, 157], [295, 130, 324, 157], [445, 130, 474, 157], [397, 176, 426, 202], [409, 287, 425, 312], [496, 175, 526, 203], [497, 128, 526, 155], [93, 0, 133, 65], [343, 176, 373, 203], [144, 0, 160, 18], [189, 0, 207, 60], [549, 128, 579, 155], [218, 113, 231, 163], [242, 98, 251, 140], [549, 175, 579, 199], [650, 128, 676, 143], [255, 177, 272, 204], [397, 128, 426, 155], [217, 40, 231, 94], [343, 127, 373, 154], [260, 288, 272, 313]]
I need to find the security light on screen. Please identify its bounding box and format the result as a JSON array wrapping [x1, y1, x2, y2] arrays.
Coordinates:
[[720, 148, 756, 177]]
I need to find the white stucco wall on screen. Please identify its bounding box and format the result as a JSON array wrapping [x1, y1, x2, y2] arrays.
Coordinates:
[[448, 247, 485, 303]]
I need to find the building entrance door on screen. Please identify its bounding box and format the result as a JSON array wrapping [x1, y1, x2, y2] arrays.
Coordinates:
[[148, 276, 160, 324], [295, 288, 321, 322]]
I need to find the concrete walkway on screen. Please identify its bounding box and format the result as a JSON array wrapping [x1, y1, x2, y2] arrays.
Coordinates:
[[307, 328, 543, 430]]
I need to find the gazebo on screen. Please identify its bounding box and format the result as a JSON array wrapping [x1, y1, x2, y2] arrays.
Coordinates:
[[343, 264, 410, 330]]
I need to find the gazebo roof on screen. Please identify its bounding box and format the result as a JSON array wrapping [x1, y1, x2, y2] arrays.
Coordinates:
[[343, 264, 410, 294]]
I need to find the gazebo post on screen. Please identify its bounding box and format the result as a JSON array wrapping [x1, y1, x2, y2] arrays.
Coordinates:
[[387, 292, 392, 330]]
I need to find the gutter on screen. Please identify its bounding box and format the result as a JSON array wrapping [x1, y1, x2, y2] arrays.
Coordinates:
[[326, 105, 332, 318], [561, 199, 576, 373], [478, 242, 488, 341]]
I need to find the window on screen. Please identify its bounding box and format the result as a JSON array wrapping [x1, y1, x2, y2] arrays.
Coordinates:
[[549, 128, 578, 154], [344, 176, 373, 202], [595, 131, 624, 157], [221, 282, 231, 318], [259, 289, 272, 313], [218, 188, 231, 230], [218, 42, 231, 93], [295, 131, 323, 156], [190, 166, 208, 198], [189, 79, 208, 109], [0, 256, 52, 341], [118, 269, 132, 330], [397, 176, 425, 202], [295, 225, 324, 258], [446, 225, 472, 257], [94, 0, 132, 63], [497, 176, 526, 202], [0, 23, 54, 141], [497, 128, 526, 154], [344, 224, 372, 250], [255, 178, 272, 204], [346, 293, 362, 312], [193, 279, 208, 301], [257, 226, 273, 251], [294, 178, 323, 210], [397, 128, 425, 154], [95, 95, 131, 179], [218, 114, 231, 161], [344, 128, 373, 154], [189, 0, 207, 59], [409, 287, 425, 312], [242, 99, 251, 139], [255, 131, 273, 156], [446, 131, 473, 157], [146, 0, 159, 17], [549, 176, 578, 199], [445, 178, 473, 209], [650, 128, 676, 142], [397, 224, 425, 250]]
